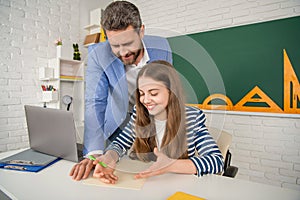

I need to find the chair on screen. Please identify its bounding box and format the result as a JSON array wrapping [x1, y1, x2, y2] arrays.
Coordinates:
[[208, 127, 238, 178]]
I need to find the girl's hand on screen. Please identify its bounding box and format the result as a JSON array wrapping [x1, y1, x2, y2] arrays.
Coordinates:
[[92, 151, 119, 184], [135, 147, 175, 179]]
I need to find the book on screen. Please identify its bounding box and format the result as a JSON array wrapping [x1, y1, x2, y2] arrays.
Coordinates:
[[83, 33, 100, 47]]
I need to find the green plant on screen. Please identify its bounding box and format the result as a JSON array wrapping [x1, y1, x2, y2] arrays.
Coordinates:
[[54, 37, 62, 46], [73, 43, 81, 61]]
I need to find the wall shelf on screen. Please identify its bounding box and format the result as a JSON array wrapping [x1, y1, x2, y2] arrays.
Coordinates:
[[39, 58, 85, 123]]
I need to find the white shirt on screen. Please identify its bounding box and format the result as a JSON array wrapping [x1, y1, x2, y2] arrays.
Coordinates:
[[125, 41, 150, 112], [155, 119, 166, 150]]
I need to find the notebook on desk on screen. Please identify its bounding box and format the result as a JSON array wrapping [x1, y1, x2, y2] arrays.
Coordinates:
[[0, 105, 83, 172]]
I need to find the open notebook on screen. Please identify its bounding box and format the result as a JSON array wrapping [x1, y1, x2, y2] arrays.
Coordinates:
[[83, 156, 153, 190]]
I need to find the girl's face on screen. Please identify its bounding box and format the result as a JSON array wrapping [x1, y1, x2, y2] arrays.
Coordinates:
[[138, 76, 169, 120]]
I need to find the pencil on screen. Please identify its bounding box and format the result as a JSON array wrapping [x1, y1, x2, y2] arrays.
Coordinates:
[[88, 155, 108, 168]]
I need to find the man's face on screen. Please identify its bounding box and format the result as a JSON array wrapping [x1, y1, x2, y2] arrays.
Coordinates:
[[106, 25, 145, 65]]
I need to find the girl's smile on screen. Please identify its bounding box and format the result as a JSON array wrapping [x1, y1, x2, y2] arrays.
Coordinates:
[[138, 76, 169, 120]]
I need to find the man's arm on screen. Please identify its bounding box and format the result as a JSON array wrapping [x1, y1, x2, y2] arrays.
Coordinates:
[[83, 44, 109, 155], [143, 35, 173, 64]]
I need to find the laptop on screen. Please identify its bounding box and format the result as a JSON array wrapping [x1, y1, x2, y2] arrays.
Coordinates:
[[0, 105, 82, 171], [23, 105, 83, 162]]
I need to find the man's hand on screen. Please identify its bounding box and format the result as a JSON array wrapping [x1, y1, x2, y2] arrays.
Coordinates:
[[69, 158, 95, 181]]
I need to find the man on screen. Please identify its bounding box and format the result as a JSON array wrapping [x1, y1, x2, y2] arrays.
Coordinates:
[[70, 1, 172, 180]]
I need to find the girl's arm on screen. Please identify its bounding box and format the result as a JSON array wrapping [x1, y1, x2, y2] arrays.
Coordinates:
[[188, 109, 224, 176], [104, 110, 137, 157]]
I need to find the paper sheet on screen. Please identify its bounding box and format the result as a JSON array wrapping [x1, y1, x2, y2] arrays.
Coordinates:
[[82, 157, 153, 190]]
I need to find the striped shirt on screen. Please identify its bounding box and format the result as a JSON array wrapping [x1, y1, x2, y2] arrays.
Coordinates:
[[105, 106, 224, 176]]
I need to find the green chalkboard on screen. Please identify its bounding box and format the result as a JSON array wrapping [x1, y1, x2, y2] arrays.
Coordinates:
[[167, 16, 300, 111]]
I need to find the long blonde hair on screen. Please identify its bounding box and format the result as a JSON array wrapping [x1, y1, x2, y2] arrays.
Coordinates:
[[130, 61, 188, 162]]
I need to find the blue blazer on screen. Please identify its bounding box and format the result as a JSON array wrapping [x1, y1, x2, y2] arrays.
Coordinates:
[[84, 35, 173, 154]]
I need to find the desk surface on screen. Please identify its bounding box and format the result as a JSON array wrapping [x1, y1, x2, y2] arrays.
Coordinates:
[[1, 150, 300, 200]]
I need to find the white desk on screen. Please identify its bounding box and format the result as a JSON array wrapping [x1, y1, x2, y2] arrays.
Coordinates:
[[1, 150, 299, 200]]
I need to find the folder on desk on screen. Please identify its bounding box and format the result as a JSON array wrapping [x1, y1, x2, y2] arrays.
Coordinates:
[[0, 149, 61, 172], [167, 192, 206, 200]]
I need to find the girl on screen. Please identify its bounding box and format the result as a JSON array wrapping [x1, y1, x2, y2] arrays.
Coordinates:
[[93, 61, 224, 184]]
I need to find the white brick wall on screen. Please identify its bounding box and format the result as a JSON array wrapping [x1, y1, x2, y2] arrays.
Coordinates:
[[203, 111, 300, 190], [1, 0, 300, 191], [0, 0, 80, 151], [132, 0, 300, 36], [130, 0, 300, 191]]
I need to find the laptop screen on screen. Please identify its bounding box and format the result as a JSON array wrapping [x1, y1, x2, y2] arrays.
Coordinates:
[[24, 105, 79, 162]]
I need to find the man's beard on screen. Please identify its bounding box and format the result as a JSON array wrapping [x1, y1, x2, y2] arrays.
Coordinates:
[[119, 48, 142, 65]]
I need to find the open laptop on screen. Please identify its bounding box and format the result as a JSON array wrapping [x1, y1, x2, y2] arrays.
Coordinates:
[[23, 105, 83, 162]]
